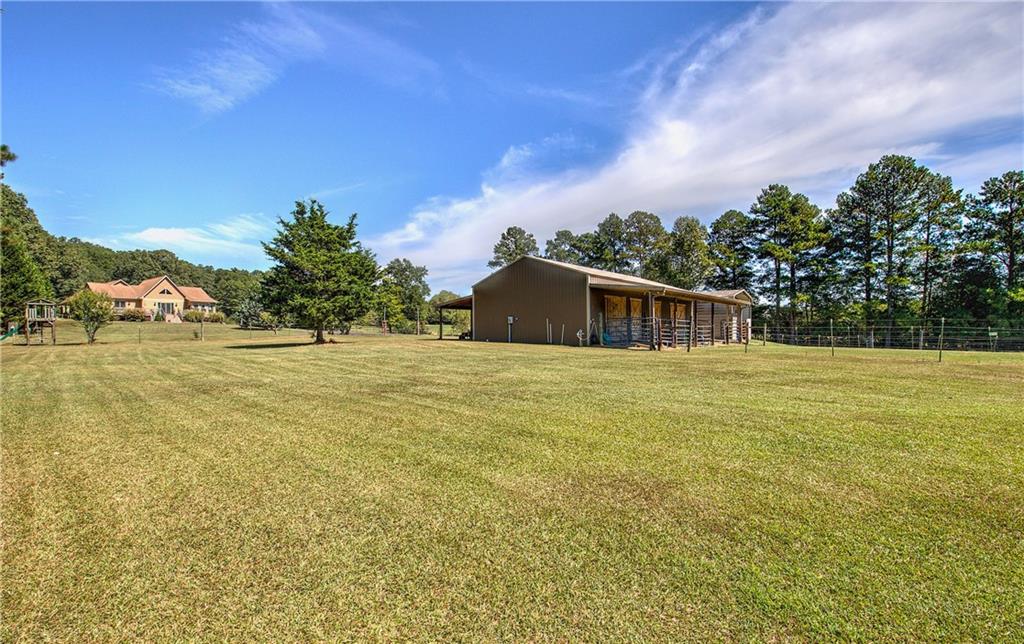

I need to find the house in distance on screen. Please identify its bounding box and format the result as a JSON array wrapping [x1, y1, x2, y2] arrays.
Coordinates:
[[84, 275, 217, 321], [437, 256, 753, 349]]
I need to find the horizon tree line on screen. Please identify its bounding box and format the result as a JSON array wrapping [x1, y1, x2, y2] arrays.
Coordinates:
[[487, 156, 1022, 340]]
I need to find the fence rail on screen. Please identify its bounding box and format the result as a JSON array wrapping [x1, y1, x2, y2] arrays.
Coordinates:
[[603, 317, 693, 348], [752, 320, 1024, 352]]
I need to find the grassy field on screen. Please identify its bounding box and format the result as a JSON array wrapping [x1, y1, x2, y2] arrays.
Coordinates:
[[4, 320, 460, 346], [1, 332, 1021, 640]]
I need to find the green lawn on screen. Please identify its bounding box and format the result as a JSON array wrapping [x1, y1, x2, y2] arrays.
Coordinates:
[[2, 334, 1021, 640], [5, 319, 312, 345]]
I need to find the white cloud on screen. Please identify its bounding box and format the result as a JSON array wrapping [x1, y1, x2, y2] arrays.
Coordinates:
[[94, 214, 273, 264], [154, 4, 440, 113], [368, 3, 1023, 293]]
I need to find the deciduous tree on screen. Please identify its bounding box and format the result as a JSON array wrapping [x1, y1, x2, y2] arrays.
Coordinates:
[[0, 226, 51, 325], [67, 289, 113, 344], [384, 258, 430, 326]]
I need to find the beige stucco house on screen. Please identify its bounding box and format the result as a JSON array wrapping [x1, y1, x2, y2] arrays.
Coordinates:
[[85, 275, 217, 320]]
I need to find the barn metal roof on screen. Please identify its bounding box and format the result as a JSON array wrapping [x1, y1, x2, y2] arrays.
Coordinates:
[[473, 256, 752, 306]]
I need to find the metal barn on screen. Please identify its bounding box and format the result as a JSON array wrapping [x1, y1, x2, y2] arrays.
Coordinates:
[[437, 256, 753, 349]]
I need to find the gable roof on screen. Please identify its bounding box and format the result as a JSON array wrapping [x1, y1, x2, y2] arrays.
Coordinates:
[[86, 280, 143, 299], [85, 276, 217, 303], [136, 275, 182, 299], [707, 288, 753, 302], [477, 256, 752, 306], [177, 286, 217, 303]]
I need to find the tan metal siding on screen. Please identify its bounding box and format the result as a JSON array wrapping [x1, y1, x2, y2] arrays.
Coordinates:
[[472, 258, 589, 344]]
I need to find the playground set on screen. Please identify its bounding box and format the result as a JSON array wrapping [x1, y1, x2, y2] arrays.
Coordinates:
[[1, 300, 58, 345]]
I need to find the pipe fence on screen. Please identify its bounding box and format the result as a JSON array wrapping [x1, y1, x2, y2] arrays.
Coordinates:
[[752, 319, 1024, 352]]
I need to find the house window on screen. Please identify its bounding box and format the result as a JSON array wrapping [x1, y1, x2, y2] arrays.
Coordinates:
[[114, 300, 125, 308], [159, 288, 173, 295]]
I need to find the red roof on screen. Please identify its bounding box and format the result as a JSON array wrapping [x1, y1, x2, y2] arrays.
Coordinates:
[[86, 276, 217, 303], [177, 286, 217, 303]]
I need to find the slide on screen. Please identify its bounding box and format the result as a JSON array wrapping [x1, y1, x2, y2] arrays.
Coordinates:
[[0, 325, 21, 342]]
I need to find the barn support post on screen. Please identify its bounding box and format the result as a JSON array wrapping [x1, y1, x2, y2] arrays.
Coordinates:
[[689, 300, 695, 349], [438, 307, 444, 339], [626, 297, 633, 344], [671, 302, 677, 349], [710, 303, 715, 346], [648, 292, 656, 351]]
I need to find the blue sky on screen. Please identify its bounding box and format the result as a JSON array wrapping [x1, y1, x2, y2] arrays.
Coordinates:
[[3, 2, 1022, 293]]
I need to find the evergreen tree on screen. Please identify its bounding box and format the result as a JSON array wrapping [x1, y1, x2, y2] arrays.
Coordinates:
[[544, 229, 583, 264], [622, 211, 668, 279], [851, 157, 932, 342], [969, 170, 1024, 304], [488, 226, 539, 268], [708, 209, 755, 292], [749, 184, 793, 323], [261, 200, 378, 344], [916, 173, 962, 321], [655, 216, 711, 289], [592, 213, 629, 272], [783, 193, 828, 329]]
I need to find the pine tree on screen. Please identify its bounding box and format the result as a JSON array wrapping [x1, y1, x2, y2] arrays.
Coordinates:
[[622, 211, 668, 279], [655, 216, 711, 289], [708, 209, 755, 292], [916, 173, 962, 321], [969, 170, 1024, 303], [488, 226, 539, 268], [544, 230, 583, 264], [749, 184, 793, 323]]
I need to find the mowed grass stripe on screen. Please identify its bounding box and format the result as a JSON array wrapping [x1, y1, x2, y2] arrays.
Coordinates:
[[2, 330, 1022, 640]]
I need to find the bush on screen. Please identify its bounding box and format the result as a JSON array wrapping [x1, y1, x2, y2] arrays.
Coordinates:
[[206, 311, 226, 324], [182, 309, 206, 323], [66, 290, 113, 344], [120, 307, 147, 322], [153, 310, 165, 322]]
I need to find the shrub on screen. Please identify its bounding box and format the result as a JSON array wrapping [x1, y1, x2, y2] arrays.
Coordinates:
[[206, 311, 226, 324], [120, 307, 147, 322], [182, 309, 206, 323], [67, 290, 113, 344]]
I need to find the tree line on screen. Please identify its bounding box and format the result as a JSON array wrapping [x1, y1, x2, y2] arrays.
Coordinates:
[[1, 149, 460, 339], [488, 155, 1022, 338], [1, 182, 264, 320]]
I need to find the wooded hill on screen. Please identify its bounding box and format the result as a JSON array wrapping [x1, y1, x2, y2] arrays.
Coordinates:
[[1, 184, 261, 316]]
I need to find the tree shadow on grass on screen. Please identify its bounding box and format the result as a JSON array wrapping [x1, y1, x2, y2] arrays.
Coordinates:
[[224, 340, 351, 350]]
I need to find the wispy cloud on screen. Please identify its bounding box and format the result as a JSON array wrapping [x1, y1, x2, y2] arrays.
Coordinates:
[[369, 3, 1023, 292], [307, 181, 368, 201], [154, 4, 440, 114], [486, 133, 594, 184], [92, 213, 274, 265]]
